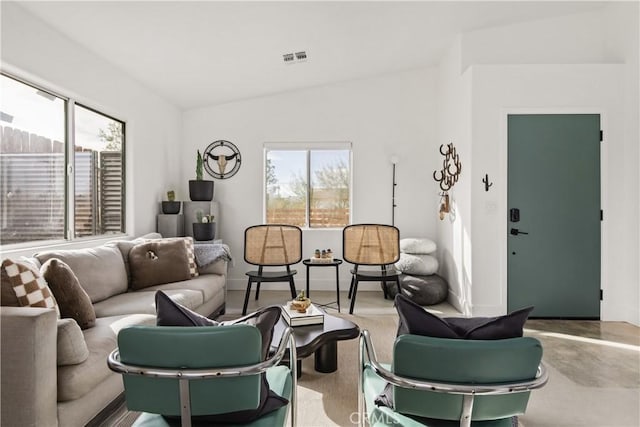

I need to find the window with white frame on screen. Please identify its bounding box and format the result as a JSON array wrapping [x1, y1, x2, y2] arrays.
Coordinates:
[[264, 142, 351, 228], [0, 73, 125, 246]]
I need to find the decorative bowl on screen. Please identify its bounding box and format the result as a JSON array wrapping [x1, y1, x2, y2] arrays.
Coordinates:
[[290, 297, 311, 313]]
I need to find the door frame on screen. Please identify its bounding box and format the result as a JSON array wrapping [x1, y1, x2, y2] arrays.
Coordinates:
[[498, 107, 608, 315]]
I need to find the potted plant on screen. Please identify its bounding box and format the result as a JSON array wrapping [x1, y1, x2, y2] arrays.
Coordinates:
[[192, 211, 216, 241], [188, 150, 214, 201], [161, 190, 181, 214], [289, 290, 311, 313]]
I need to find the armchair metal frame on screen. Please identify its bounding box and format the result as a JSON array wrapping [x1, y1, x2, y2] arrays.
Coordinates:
[[358, 329, 548, 427], [108, 326, 298, 427]]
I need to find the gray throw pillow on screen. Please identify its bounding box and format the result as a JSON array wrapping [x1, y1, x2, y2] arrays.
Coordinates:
[[154, 291, 288, 424]]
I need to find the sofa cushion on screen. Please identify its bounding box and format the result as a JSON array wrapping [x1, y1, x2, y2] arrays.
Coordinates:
[[57, 318, 89, 366], [129, 240, 192, 290], [35, 246, 128, 303], [41, 258, 96, 330], [92, 289, 203, 318], [154, 291, 287, 423], [57, 313, 155, 402], [1, 259, 59, 314], [142, 274, 223, 302], [112, 238, 147, 284]]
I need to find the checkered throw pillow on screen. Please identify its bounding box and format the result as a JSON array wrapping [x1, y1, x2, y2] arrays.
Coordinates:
[[183, 237, 199, 277], [1, 259, 59, 315]]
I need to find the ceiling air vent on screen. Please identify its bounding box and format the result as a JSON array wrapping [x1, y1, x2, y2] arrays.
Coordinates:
[[283, 51, 308, 64]]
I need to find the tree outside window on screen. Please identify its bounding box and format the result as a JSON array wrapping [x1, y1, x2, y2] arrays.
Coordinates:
[[265, 147, 350, 228]]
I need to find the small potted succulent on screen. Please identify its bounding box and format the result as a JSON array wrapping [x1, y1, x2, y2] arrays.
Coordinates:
[[192, 211, 216, 241], [289, 290, 311, 313], [188, 150, 214, 201], [161, 190, 181, 214]]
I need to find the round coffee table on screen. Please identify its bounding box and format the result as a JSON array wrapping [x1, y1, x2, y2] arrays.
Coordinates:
[[271, 311, 359, 376]]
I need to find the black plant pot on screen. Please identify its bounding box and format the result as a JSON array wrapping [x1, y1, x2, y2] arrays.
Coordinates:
[[161, 201, 181, 214], [193, 222, 216, 241], [189, 180, 214, 201]]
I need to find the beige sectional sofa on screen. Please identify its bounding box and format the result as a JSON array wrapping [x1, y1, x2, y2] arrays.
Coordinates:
[[0, 234, 228, 427]]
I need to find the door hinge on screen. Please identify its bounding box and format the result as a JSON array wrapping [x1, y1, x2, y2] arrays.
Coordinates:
[[600, 289, 603, 301], [600, 130, 603, 141], [600, 210, 603, 221]]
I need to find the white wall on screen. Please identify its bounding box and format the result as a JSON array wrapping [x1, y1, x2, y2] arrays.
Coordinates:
[[470, 64, 632, 322], [435, 37, 473, 315], [1, 2, 183, 258], [183, 69, 437, 290], [437, 4, 639, 324], [603, 2, 640, 325], [461, 8, 611, 69]]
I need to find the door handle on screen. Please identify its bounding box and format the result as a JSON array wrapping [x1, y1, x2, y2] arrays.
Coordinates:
[[510, 228, 529, 236]]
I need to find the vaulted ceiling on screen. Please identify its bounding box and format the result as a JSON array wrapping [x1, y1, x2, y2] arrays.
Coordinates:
[[16, 1, 606, 109]]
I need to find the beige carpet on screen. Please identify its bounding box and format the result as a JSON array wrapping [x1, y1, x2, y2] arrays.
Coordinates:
[[295, 313, 396, 426]]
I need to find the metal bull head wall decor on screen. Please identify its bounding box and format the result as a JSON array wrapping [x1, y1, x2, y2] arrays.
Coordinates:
[[433, 143, 461, 220]]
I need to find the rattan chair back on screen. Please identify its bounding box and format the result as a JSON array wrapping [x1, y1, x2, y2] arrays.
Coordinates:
[[343, 224, 400, 266], [244, 224, 302, 266]]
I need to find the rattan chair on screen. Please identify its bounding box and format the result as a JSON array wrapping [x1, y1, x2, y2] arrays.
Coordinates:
[[243, 224, 302, 315], [343, 224, 400, 314]]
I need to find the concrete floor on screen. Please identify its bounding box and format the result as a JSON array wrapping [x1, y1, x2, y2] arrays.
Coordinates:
[[228, 289, 640, 426]]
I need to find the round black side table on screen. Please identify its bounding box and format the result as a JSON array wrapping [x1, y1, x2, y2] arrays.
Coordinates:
[[303, 258, 343, 312]]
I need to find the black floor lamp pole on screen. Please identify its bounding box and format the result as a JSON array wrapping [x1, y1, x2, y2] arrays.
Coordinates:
[[392, 162, 397, 226]]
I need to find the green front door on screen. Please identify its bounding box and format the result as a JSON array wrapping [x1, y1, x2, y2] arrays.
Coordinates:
[[507, 114, 601, 318]]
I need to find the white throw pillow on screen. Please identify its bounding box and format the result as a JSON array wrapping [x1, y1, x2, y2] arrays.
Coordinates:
[[395, 253, 439, 275], [400, 238, 437, 255]]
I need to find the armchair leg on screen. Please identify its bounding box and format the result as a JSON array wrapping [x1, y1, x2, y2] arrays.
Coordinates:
[[243, 279, 252, 315], [255, 281, 261, 300]]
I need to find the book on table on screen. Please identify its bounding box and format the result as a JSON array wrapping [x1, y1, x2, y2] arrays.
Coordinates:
[[282, 303, 324, 326]]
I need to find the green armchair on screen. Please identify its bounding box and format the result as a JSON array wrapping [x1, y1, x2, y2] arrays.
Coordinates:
[[108, 323, 296, 427], [359, 329, 548, 427]]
